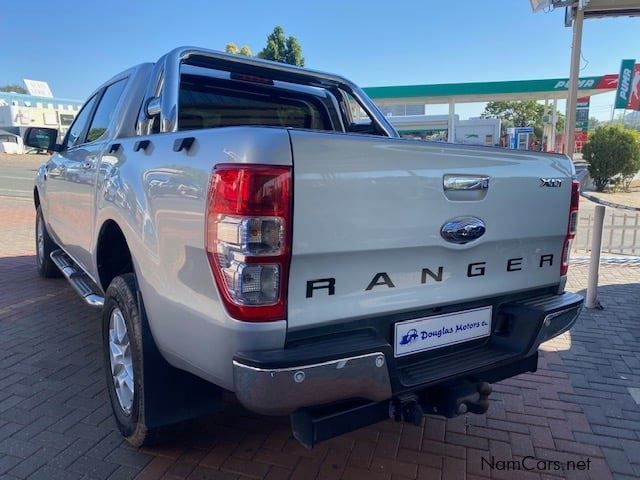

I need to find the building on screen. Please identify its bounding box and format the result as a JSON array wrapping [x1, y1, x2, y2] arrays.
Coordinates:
[[0, 91, 83, 138], [363, 73, 619, 152], [385, 114, 501, 146]]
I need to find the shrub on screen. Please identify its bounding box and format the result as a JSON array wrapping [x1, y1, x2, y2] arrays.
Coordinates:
[[583, 125, 640, 192], [620, 130, 640, 192]]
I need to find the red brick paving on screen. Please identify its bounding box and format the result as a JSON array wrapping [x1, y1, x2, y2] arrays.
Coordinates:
[[1, 194, 639, 479]]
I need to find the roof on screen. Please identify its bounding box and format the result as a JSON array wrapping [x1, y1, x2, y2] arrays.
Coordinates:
[[579, 0, 640, 19], [363, 73, 619, 104], [0, 91, 83, 108]]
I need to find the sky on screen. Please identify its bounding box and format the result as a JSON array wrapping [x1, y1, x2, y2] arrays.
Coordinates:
[[1, 0, 638, 120]]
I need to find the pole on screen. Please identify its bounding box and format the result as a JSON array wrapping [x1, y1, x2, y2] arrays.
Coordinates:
[[544, 99, 549, 151], [551, 98, 558, 152], [564, 5, 584, 159], [448, 101, 456, 143], [586, 205, 605, 309]]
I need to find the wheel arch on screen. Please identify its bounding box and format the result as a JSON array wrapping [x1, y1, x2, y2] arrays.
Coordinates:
[[96, 219, 134, 292]]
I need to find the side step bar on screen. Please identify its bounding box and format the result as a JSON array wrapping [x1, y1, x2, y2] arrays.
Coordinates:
[[50, 250, 104, 308]]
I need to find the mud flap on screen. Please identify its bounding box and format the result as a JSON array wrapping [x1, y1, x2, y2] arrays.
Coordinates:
[[137, 292, 223, 429]]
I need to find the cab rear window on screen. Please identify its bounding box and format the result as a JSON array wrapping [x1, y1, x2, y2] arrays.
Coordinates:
[[178, 75, 332, 132]]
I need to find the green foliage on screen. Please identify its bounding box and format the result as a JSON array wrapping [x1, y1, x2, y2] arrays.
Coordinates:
[[620, 129, 640, 191], [226, 26, 304, 66], [482, 100, 543, 129], [582, 125, 640, 192], [481, 100, 564, 138], [555, 111, 565, 134], [588, 117, 601, 130], [257, 26, 305, 66], [0, 84, 27, 94], [283, 36, 304, 66], [225, 43, 252, 56]]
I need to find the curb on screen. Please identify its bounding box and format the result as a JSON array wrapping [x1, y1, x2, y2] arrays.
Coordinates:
[[580, 192, 640, 212], [571, 256, 640, 265]]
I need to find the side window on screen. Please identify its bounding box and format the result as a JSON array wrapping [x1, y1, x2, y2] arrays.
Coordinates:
[[86, 79, 127, 143], [338, 90, 383, 136], [65, 95, 98, 149]]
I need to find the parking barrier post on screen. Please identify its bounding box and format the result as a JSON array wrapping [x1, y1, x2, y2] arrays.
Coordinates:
[[586, 205, 605, 309]]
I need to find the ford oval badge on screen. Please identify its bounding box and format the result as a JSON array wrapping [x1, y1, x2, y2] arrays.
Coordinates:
[[440, 216, 486, 244]]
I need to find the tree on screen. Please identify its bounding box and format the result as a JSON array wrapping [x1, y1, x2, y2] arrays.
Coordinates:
[[555, 111, 565, 135], [482, 100, 544, 129], [582, 125, 640, 192], [588, 117, 601, 131], [283, 36, 304, 67], [0, 84, 27, 94], [225, 43, 252, 56], [257, 26, 304, 66], [620, 129, 640, 191], [481, 100, 564, 139]]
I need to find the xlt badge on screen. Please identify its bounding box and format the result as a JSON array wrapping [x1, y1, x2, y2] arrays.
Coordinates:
[[540, 178, 563, 187]]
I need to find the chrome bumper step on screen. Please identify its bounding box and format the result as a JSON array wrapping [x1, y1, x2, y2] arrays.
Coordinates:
[[50, 250, 104, 308]]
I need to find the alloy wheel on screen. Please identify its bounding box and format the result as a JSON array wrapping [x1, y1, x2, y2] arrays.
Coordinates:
[[108, 307, 135, 414]]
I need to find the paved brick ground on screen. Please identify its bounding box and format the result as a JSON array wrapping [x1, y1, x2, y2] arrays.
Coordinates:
[[1, 194, 640, 480]]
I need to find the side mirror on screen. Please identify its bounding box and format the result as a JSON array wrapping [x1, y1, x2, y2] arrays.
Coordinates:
[[24, 127, 62, 152]]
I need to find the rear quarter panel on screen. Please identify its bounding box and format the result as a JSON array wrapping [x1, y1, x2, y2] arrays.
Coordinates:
[[94, 127, 292, 389]]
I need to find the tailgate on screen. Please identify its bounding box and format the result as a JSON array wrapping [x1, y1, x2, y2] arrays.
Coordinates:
[[287, 130, 573, 330]]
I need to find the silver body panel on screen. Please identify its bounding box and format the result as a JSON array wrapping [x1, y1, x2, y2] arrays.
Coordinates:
[[287, 130, 574, 330], [34, 47, 576, 392]]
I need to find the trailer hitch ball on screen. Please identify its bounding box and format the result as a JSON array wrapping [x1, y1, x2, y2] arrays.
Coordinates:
[[461, 381, 492, 415], [478, 381, 492, 397]]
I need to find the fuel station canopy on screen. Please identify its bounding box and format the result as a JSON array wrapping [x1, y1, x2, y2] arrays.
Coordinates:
[[363, 74, 618, 106]]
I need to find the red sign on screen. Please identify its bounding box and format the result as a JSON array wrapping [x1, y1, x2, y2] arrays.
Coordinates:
[[626, 64, 640, 111], [595, 74, 619, 90], [574, 131, 589, 153], [575, 132, 588, 142]]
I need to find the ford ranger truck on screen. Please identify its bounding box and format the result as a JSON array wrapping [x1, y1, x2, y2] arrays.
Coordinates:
[[25, 47, 583, 448]]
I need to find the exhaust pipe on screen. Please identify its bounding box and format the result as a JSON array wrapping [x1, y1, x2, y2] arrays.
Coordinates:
[[389, 394, 424, 426]]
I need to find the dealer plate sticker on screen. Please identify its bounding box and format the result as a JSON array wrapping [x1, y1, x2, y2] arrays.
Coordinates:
[[394, 306, 492, 357]]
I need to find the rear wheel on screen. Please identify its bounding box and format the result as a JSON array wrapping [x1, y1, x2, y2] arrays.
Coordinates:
[[103, 274, 158, 447], [35, 206, 61, 278]]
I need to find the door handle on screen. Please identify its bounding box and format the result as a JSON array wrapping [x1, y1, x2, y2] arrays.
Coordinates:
[[80, 161, 93, 170], [443, 175, 490, 191]]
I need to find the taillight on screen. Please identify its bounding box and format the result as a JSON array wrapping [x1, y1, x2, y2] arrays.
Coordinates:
[[206, 164, 292, 321], [561, 180, 580, 276]]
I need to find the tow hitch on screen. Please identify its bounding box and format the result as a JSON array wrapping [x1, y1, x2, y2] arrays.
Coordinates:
[[292, 380, 495, 448], [387, 381, 492, 426], [422, 381, 493, 418]]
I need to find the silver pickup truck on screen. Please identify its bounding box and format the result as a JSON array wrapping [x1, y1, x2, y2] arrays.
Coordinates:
[[25, 47, 583, 448]]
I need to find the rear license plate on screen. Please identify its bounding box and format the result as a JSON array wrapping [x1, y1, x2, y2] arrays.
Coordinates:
[[394, 306, 492, 357]]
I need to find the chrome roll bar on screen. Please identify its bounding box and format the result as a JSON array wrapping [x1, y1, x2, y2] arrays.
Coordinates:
[[137, 46, 398, 138]]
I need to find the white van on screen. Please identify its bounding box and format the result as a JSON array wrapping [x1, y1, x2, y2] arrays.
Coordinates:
[[0, 130, 25, 154]]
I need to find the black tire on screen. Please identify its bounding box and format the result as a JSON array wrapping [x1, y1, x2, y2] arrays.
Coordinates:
[[35, 205, 62, 278], [102, 274, 158, 447]]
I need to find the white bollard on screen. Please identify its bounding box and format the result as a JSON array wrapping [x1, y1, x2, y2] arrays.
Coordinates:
[[586, 205, 605, 309]]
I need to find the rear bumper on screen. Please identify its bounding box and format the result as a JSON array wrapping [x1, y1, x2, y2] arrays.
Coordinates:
[[233, 292, 583, 415]]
